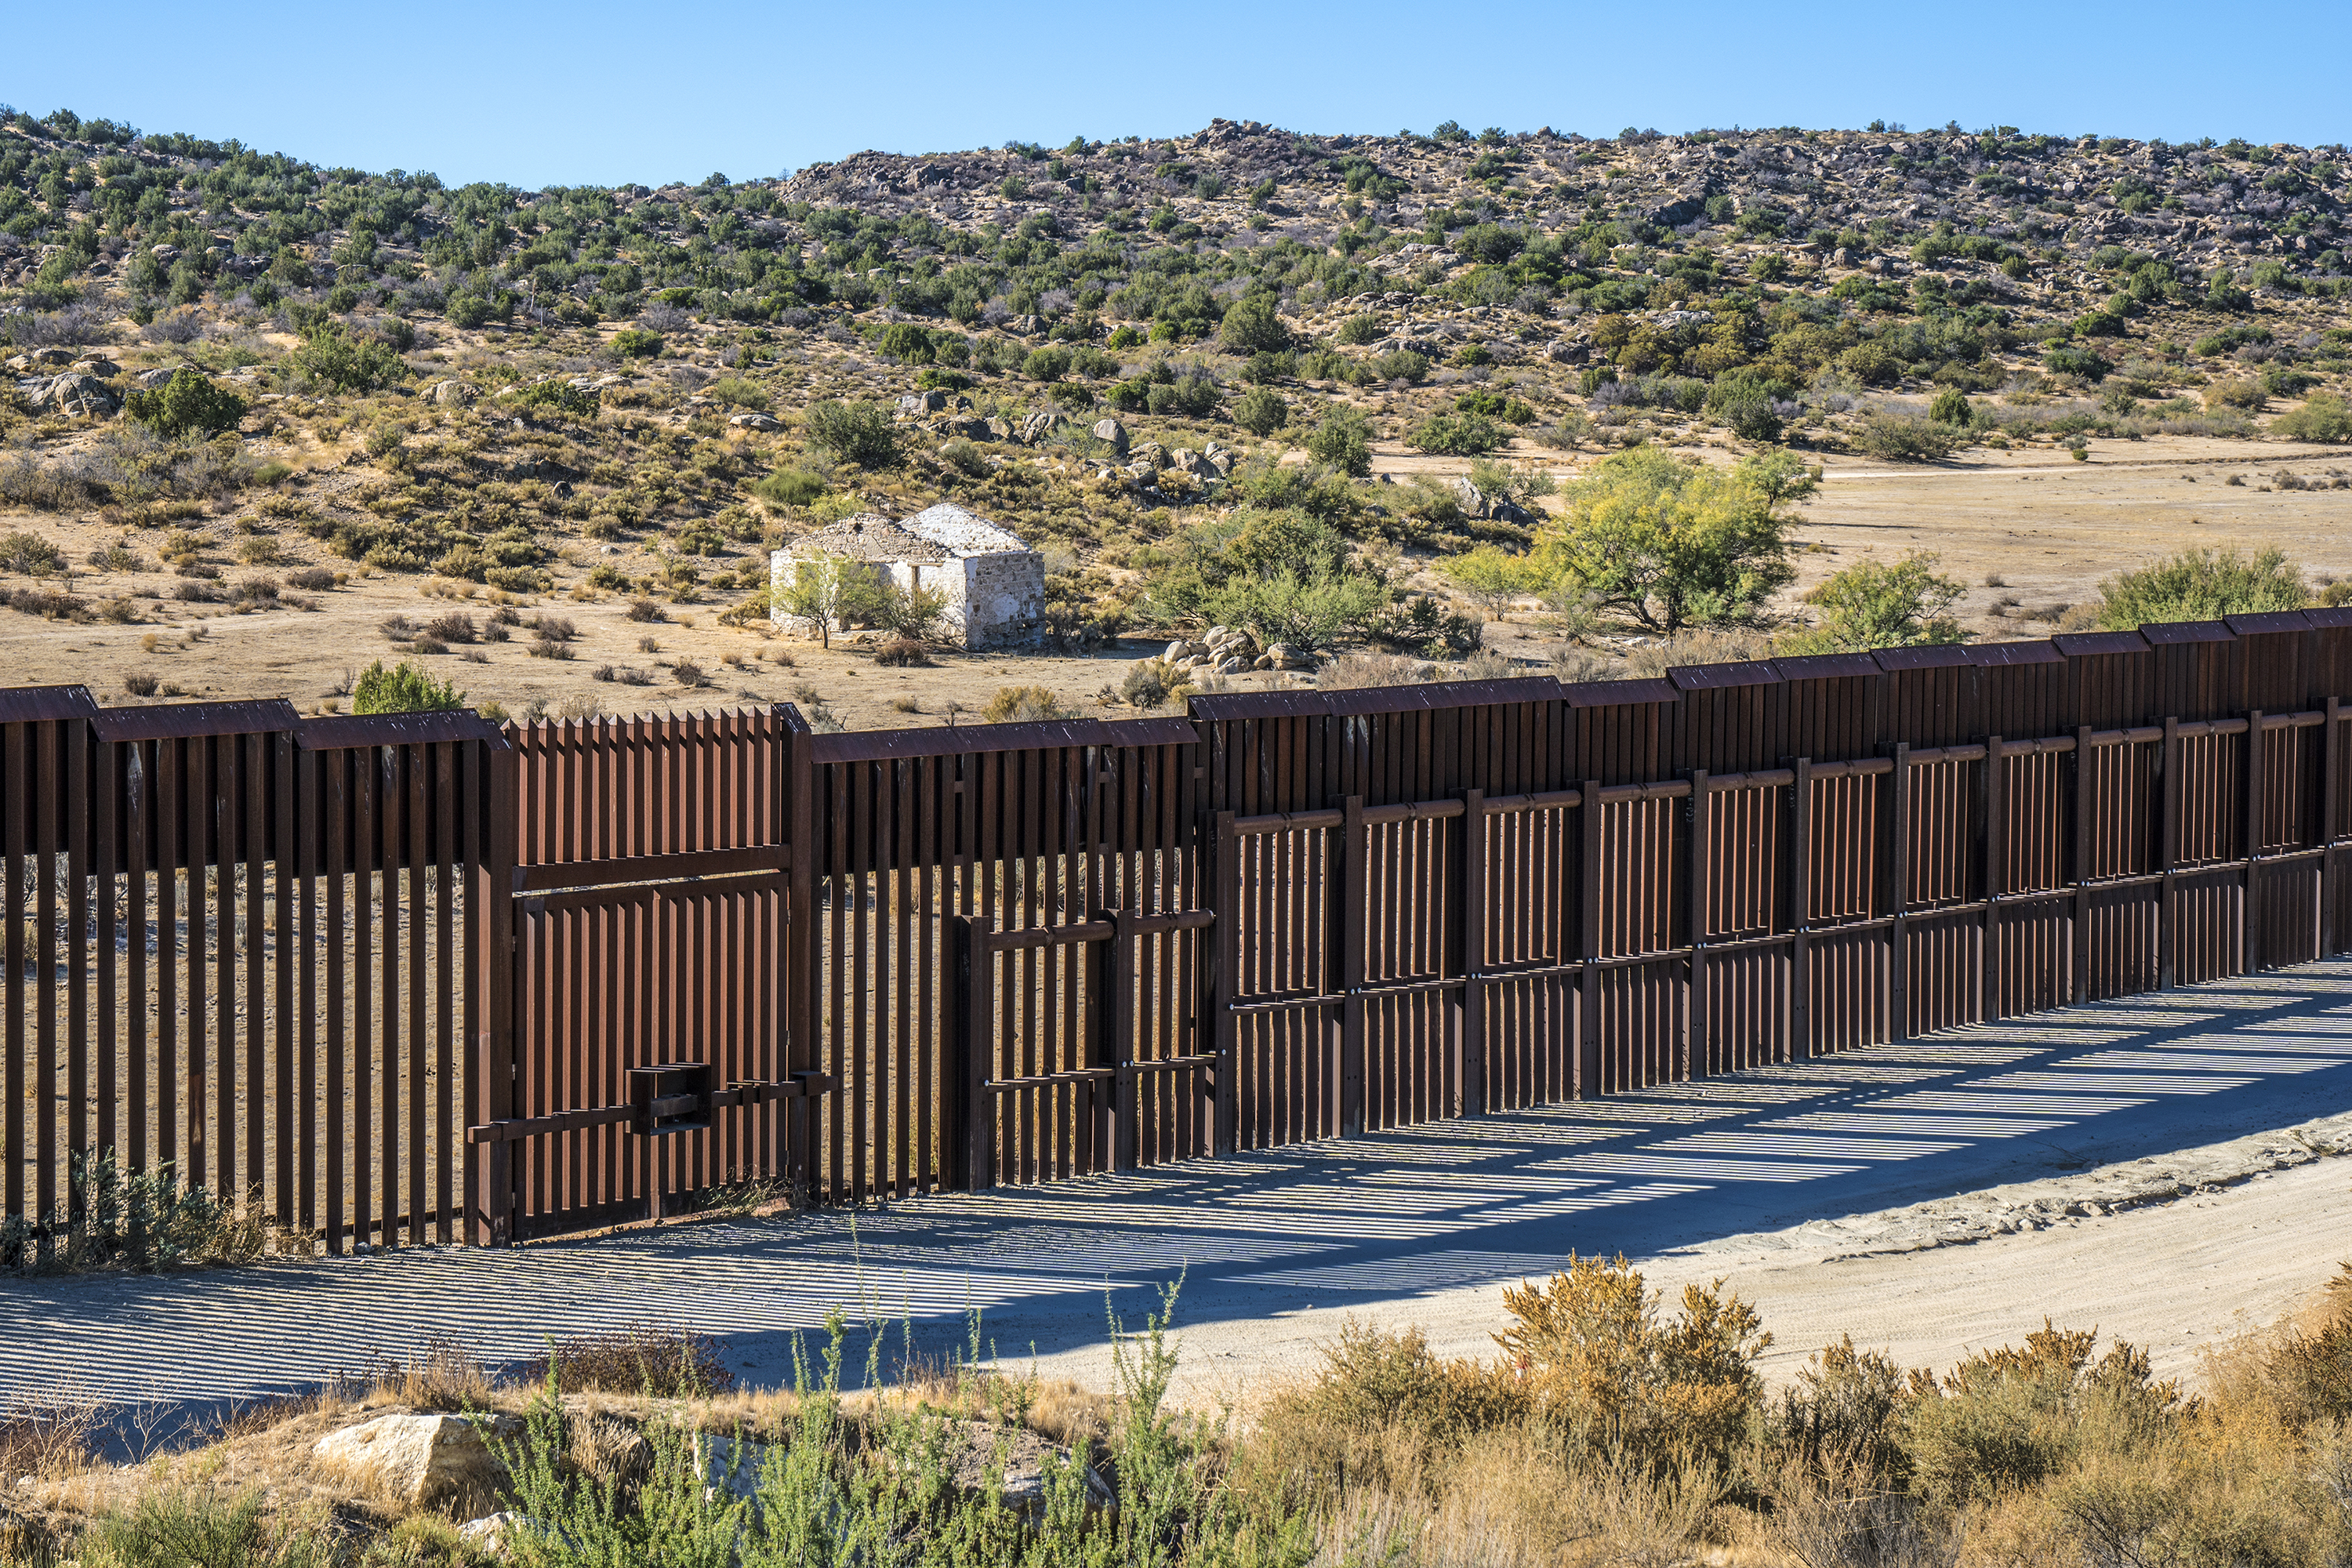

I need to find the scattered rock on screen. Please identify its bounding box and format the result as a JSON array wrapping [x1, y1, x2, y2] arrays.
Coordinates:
[[311, 1413, 522, 1512], [19, 373, 118, 419], [898, 390, 946, 414], [729, 412, 782, 432], [425, 379, 477, 408], [1090, 417, 1128, 456], [68, 358, 121, 379]]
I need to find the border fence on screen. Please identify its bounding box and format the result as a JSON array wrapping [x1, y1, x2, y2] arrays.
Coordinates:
[[5, 609, 2350, 1250]]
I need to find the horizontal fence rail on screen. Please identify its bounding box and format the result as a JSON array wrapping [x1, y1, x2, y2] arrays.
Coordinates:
[[6, 608, 2352, 1250]]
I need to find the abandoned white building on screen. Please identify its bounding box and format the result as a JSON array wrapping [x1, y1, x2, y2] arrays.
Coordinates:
[[768, 502, 1046, 649]]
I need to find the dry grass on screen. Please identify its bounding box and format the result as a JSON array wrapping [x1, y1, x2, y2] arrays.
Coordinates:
[[5, 1257, 2350, 1566]]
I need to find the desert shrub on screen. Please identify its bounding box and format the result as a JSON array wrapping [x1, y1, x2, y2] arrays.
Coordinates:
[[1408, 410, 1505, 456], [350, 659, 465, 714], [2205, 378, 2267, 412], [609, 327, 663, 358], [0, 532, 65, 575], [872, 579, 949, 642], [1317, 649, 1437, 688], [873, 638, 931, 666], [1336, 314, 1383, 345], [513, 1323, 735, 1396], [2043, 344, 2113, 383], [1303, 403, 1374, 476], [1218, 293, 1292, 355], [1853, 412, 1962, 461], [1784, 552, 1967, 652], [2259, 1262, 2352, 1426], [2092, 546, 2306, 630], [1233, 384, 1289, 436], [1370, 349, 1430, 383], [287, 320, 408, 393], [801, 399, 899, 468], [285, 567, 336, 591], [1769, 1335, 1912, 1483], [1371, 596, 1483, 659], [1903, 1323, 2179, 1504], [1495, 1253, 1771, 1475], [982, 684, 1075, 722], [123, 370, 246, 439], [752, 467, 829, 507], [1438, 544, 1543, 619], [1119, 658, 1190, 708], [2274, 392, 2352, 442], [1532, 447, 1801, 632], [123, 671, 160, 697], [0, 1147, 267, 1276]]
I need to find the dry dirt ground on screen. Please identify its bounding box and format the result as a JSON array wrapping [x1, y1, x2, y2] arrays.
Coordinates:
[[5, 430, 2348, 728]]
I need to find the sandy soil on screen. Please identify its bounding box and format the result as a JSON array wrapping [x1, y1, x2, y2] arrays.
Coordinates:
[[2, 430, 2347, 728], [1112, 1112, 2352, 1405]]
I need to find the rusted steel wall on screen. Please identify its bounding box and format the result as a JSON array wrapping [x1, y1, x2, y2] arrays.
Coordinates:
[[7, 607, 2351, 1248]]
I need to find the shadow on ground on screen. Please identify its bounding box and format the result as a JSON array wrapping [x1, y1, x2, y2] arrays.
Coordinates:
[[8, 963, 2352, 1424]]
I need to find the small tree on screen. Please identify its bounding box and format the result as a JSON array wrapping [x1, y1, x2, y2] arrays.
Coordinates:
[[1304, 405, 1374, 477], [873, 579, 950, 642], [801, 401, 899, 470], [351, 659, 465, 715], [1406, 411, 1504, 456], [1439, 545, 1543, 621], [1233, 385, 1289, 437], [123, 369, 245, 439], [1531, 447, 1796, 633], [1783, 553, 1967, 653], [774, 554, 884, 648], [1218, 294, 1291, 356], [2274, 392, 2352, 443], [2093, 547, 2307, 630]]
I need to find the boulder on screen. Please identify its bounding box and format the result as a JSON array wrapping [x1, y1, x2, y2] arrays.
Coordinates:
[[151, 244, 181, 262], [311, 1413, 521, 1511], [69, 358, 121, 379], [24, 374, 118, 419], [425, 379, 477, 408], [729, 412, 782, 432], [1090, 418, 1129, 456], [132, 367, 181, 390], [1134, 441, 1168, 470], [897, 390, 946, 414], [458, 1513, 520, 1552], [909, 1420, 1112, 1519], [983, 416, 1013, 441], [27, 347, 72, 368]]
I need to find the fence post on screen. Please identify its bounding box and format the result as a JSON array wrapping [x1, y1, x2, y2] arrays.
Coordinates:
[[2245, 711, 2264, 975], [1105, 909, 1136, 1173], [2325, 699, 2342, 958], [2072, 728, 2093, 1004], [1789, 759, 1811, 1062], [479, 736, 520, 1247], [2159, 717, 2180, 989], [1982, 737, 2005, 1023], [783, 712, 818, 1200], [1686, 772, 1708, 1080], [953, 914, 994, 1191], [1337, 796, 1366, 1138], [1578, 780, 1602, 1098], [1208, 811, 1238, 1156], [1454, 789, 1486, 1116], [1886, 745, 1909, 1043]]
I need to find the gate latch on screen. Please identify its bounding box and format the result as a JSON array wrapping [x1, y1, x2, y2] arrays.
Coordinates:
[[630, 1062, 713, 1136]]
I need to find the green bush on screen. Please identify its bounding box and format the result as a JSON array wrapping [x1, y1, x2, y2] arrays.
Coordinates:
[[1218, 293, 1291, 355], [2043, 344, 2112, 383], [609, 327, 663, 358], [1407, 411, 1505, 456], [2092, 546, 2307, 630], [706, 376, 769, 410], [753, 468, 829, 507], [1304, 405, 1374, 476], [287, 321, 408, 393], [2205, 379, 2267, 412], [350, 659, 465, 714], [1854, 413, 1962, 462], [1784, 552, 1967, 653], [877, 321, 935, 363], [0, 531, 66, 576], [1233, 385, 1289, 437], [915, 366, 971, 393], [1370, 350, 1430, 383], [2273, 392, 2352, 442], [123, 370, 246, 439], [1336, 314, 1383, 346], [801, 399, 899, 469], [1022, 345, 1073, 382], [1927, 387, 1975, 426]]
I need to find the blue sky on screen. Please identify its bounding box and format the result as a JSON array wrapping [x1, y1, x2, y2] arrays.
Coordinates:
[[7, 2, 2347, 187]]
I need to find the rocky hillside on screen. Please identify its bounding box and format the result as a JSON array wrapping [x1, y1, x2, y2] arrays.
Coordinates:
[[1, 103, 2348, 660]]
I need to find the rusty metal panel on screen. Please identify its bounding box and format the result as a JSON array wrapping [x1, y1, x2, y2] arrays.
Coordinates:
[[1559, 677, 1682, 709], [1668, 661, 1784, 691], [92, 698, 300, 742], [0, 685, 100, 724]]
